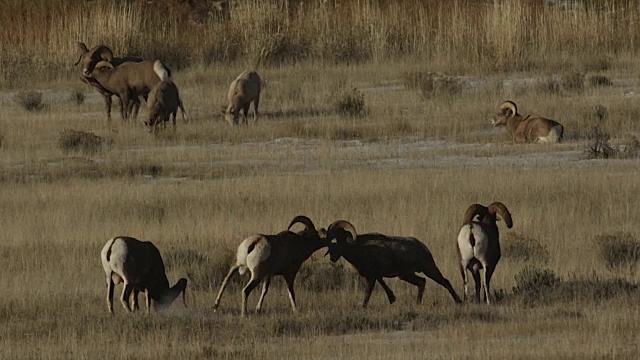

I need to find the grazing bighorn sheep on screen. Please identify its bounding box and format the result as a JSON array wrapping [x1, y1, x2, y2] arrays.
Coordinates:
[[456, 202, 513, 304], [146, 60, 187, 131], [325, 220, 461, 307], [213, 215, 328, 316], [86, 59, 164, 121], [101, 236, 188, 314], [74, 43, 143, 120], [491, 100, 564, 143], [222, 70, 261, 126]]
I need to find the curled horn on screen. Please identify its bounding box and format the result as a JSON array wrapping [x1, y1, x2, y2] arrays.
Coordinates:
[[488, 202, 513, 228], [498, 100, 517, 117], [328, 220, 357, 243], [95, 60, 114, 70], [92, 45, 114, 62], [74, 42, 89, 65], [462, 204, 488, 225], [288, 215, 316, 233]]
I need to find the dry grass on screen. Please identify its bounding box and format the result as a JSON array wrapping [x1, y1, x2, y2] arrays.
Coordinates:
[[2, 1, 640, 358]]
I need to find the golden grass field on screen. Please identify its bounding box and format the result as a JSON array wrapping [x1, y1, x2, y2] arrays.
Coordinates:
[[2, 1, 640, 359]]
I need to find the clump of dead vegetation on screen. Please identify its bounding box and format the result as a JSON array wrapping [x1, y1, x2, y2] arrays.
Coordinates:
[[333, 86, 366, 117], [595, 232, 640, 275], [57, 129, 106, 155], [512, 267, 639, 305], [14, 90, 45, 111], [584, 105, 640, 159], [502, 232, 550, 264], [69, 89, 85, 106], [402, 71, 463, 99]]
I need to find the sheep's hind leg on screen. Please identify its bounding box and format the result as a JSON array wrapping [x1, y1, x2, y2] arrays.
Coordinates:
[[213, 265, 239, 311], [255, 276, 271, 313], [242, 276, 262, 317], [284, 273, 298, 313], [120, 283, 134, 312], [106, 276, 115, 314], [423, 265, 462, 304], [399, 274, 426, 304]]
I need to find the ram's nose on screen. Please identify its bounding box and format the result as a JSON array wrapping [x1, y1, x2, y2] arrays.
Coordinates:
[[82, 69, 91, 77]]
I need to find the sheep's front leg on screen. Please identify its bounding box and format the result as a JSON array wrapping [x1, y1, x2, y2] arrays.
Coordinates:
[[362, 277, 377, 308], [284, 273, 297, 313], [377, 278, 396, 304]]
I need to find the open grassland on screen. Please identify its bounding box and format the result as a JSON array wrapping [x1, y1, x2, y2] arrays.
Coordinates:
[[2, 0, 640, 359], [1, 59, 640, 358]]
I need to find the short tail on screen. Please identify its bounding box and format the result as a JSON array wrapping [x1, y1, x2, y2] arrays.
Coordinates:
[[468, 224, 476, 247], [548, 124, 563, 143], [153, 60, 172, 82], [179, 97, 187, 123]]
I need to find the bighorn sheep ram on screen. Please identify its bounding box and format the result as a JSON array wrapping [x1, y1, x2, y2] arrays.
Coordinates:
[[146, 60, 187, 131], [75, 43, 143, 120], [491, 100, 564, 143], [101, 236, 188, 314], [86, 59, 166, 121], [213, 215, 328, 316], [456, 202, 513, 304], [222, 70, 261, 126], [325, 220, 462, 307]]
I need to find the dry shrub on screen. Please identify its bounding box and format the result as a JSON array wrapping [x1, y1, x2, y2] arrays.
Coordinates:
[[57, 129, 105, 155], [333, 86, 366, 117], [14, 91, 45, 111], [582, 56, 611, 72], [561, 70, 585, 93], [69, 89, 85, 106], [585, 124, 615, 159], [257, 32, 313, 66], [536, 75, 561, 95], [403, 71, 463, 99], [502, 232, 549, 264], [512, 267, 561, 302], [595, 232, 640, 273], [589, 75, 613, 87]]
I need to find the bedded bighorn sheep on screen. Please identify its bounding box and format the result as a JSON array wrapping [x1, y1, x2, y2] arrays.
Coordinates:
[[222, 70, 261, 126], [213, 215, 328, 316], [456, 202, 513, 304], [101, 236, 188, 314], [325, 220, 462, 307], [146, 60, 187, 131], [75, 43, 143, 120], [491, 100, 564, 143], [86, 59, 165, 121]]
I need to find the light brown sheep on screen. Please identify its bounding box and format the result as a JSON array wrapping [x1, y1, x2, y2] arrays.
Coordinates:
[[101, 236, 187, 314], [456, 202, 513, 304], [491, 100, 564, 143], [146, 61, 187, 131], [74, 43, 143, 121], [222, 70, 261, 126]]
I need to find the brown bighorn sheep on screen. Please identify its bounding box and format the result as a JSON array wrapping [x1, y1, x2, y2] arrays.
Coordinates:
[[87, 59, 164, 121], [213, 215, 328, 316], [74, 43, 143, 120], [146, 60, 187, 131], [325, 220, 461, 307], [456, 202, 513, 304], [491, 100, 564, 143], [222, 70, 261, 126], [101, 236, 187, 314]]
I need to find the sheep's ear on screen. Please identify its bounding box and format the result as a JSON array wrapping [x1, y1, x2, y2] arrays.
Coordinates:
[[318, 228, 327, 239]]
